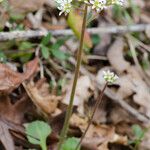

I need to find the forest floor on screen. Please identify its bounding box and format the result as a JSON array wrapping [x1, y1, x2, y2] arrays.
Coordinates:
[[0, 0, 150, 150]]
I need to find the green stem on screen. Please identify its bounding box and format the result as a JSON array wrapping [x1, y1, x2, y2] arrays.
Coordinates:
[[41, 140, 47, 150], [75, 82, 108, 150], [57, 4, 88, 150]]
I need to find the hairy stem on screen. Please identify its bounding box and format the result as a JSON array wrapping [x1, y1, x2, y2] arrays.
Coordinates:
[[75, 82, 108, 150], [57, 4, 88, 150]]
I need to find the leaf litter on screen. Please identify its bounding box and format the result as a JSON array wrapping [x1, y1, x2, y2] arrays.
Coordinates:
[[0, 0, 150, 150]]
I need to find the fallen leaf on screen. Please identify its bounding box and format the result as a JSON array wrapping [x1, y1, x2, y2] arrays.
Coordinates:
[[70, 114, 127, 149], [0, 57, 38, 94], [97, 65, 150, 119], [0, 119, 15, 150], [0, 95, 31, 124], [62, 76, 94, 115], [107, 38, 130, 73], [24, 79, 61, 115], [9, 0, 46, 14]]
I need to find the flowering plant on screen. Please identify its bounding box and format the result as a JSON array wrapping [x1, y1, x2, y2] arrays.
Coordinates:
[[55, 0, 122, 149], [55, 0, 124, 15]]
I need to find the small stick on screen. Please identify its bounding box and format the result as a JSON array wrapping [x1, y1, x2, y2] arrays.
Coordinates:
[[0, 24, 150, 41]]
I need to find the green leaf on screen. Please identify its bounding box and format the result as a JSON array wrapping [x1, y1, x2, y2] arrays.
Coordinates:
[[123, 10, 133, 25], [19, 41, 34, 50], [57, 78, 66, 95], [91, 34, 101, 45], [25, 120, 51, 150], [132, 125, 145, 139], [51, 49, 69, 60], [113, 4, 123, 19], [51, 37, 69, 50], [50, 37, 70, 60], [0, 51, 7, 63], [41, 45, 50, 59], [10, 13, 25, 21], [20, 53, 33, 63], [61, 137, 80, 150], [41, 33, 52, 46]]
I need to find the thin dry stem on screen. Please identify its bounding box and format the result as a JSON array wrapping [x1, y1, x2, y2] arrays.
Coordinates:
[[75, 82, 108, 150], [57, 4, 88, 150]]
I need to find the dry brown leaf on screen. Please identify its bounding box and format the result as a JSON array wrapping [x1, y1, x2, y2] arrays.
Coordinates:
[[0, 119, 15, 150], [107, 38, 130, 73], [70, 114, 127, 149], [63, 76, 94, 115], [24, 79, 61, 115], [108, 105, 133, 124], [0, 95, 31, 124], [94, 33, 111, 56], [126, 67, 150, 117], [0, 57, 38, 94], [116, 75, 134, 99], [9, 0, 46, 14]]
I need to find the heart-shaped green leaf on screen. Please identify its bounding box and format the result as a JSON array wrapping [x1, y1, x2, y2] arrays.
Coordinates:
[[25, 120, 51, 150]]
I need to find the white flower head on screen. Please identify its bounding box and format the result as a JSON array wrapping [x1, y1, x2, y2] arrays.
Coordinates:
[[55, 0, 72, 16], [90, 0, 107, 12], [103, 70, 118, 84]]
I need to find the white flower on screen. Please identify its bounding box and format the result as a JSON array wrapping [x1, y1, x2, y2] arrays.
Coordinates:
[[90, 0, 107, 12], [55, 0, 72, 16], [103, 70, 118, 84]]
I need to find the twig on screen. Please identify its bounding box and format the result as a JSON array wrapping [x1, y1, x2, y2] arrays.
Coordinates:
[[0, 24, 150, 41]]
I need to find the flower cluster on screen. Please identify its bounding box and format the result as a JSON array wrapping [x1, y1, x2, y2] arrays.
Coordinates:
[[55, 0, 125, 15], [103, 70, 118, 84], [55, 0, 73, 16], [90, 0, 107, 12]]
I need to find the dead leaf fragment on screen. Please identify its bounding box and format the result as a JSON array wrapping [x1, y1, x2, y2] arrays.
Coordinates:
[[63, 76, 94, 115], [9, 0, 46, 14], [24, 79, 61, 115], [0, 119, 15, 150], [70, 114, 127, 149], [0, 95, 31, 124], [0, 57, 38, 94], [107, 38, 130, 73]]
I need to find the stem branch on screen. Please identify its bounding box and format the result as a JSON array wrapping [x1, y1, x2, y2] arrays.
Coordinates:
[[57, 4, 88, 150]]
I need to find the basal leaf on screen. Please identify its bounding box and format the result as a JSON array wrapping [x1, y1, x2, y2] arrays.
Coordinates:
[[25, 120, 51, 150], [62, 137, 80, 150]]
